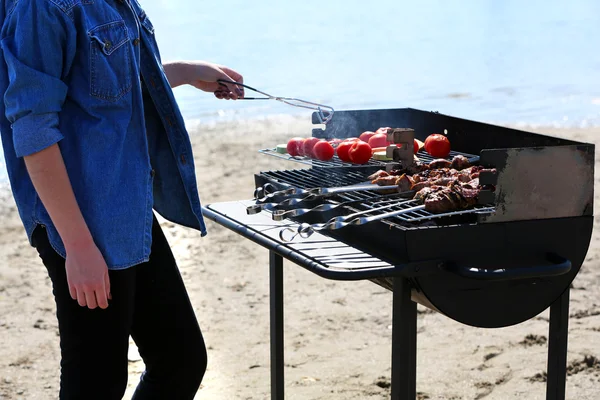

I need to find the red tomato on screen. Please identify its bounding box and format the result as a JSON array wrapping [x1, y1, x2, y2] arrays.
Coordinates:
[[359, 131, 376, 143], [424, 134, 451, 158], [414, 139, 419, 154], [303, 137, 322, 158], [286, 137, 305, 157], [313, 141, 335, 161], [348, 140, 372, 164], [336, 141, 354, 162], [375, 127, 392, 135], [368, 133, 389, 148], [297, 139, 307, 156]]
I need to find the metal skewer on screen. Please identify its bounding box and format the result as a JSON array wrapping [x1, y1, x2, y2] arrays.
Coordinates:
[[279, 200, 424, 241], [253, 182, 401, 204], [270, 193, 414, 221]]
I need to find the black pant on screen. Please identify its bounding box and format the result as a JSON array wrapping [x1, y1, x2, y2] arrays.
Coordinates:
[[32, 215, 207, 400]]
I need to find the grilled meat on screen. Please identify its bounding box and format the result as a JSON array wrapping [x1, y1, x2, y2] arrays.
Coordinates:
[[431, 176, 458, 186], [450, 155, 470, 170], [405, 160, 430, 174], [386, 155, 472, 177], [367, 170, 389, 181], [429, 159, 452, 169], [424, 187, 468, 213], [456, 186, 479, 206], [371, 173, 414, 192], [457, 170, 472, 182], [371, 175, 398, 186], [396, 174, 414, 192], [462, 178, 479, 189], [369, 154, 494, 213], [414, 186, 441, 202], [470, 168, 497, 179], [415, 182, 480, 213], [411, 181, 431, 191]]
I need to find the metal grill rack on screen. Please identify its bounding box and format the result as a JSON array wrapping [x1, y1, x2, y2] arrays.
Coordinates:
[[259, 147, 478, 168]]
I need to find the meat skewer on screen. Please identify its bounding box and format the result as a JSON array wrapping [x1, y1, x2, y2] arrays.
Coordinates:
[[368, 155, 496, 201]]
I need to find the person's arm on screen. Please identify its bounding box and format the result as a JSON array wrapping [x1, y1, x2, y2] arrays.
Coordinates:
[[162, 60, 244, 99], [24, 146, 111, 308], [24, 146, 93, 248], [2, 0, 110, 309]]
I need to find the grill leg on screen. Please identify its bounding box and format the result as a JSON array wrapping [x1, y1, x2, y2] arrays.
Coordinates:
[[391, 277, 417, 400], [546, 287, 570, 400], [270, 251, 285, 400]]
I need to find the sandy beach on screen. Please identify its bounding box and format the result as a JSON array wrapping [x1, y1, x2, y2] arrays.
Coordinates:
[[0, 116, 599, 399]]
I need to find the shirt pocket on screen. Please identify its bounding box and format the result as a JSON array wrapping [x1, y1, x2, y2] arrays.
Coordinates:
[[88, 21, 133, 102]]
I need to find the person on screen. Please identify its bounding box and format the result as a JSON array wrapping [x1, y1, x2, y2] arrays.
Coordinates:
[[0, 0, 244, 398]]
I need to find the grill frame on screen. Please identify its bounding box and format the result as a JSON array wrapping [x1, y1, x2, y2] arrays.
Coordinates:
[[202, 107, 595, 400]]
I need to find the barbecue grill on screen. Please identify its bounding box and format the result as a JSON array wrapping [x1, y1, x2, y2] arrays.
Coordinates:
[[202, 107, 594, 400]]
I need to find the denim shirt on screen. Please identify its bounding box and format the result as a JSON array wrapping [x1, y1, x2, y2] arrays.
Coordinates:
[[0, 0, 207, 269]]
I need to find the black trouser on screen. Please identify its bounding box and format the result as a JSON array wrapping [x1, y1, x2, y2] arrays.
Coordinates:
[[32, 215, 207, 400]]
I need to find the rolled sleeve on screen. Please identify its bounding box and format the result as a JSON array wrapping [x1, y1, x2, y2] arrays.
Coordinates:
[[0, 0, 76, 157], [11, 113, 64, 157]]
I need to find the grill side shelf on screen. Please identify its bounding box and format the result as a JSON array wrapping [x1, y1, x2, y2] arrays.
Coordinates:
[[202, 200, 445, 280]]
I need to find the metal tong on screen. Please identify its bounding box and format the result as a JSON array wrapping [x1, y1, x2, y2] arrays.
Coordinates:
[[217, 79, 334, 125]]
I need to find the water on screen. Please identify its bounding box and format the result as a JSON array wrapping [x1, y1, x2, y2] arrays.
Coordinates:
[[1, 0, 599, 183]]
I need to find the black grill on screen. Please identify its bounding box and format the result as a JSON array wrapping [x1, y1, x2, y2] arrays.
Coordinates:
[[202, 107, 595, 400]]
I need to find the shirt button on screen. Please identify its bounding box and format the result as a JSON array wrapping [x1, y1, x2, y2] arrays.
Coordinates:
[[104, 40, 112, 50], [150, 169, 155, 177], [133, 38, 140, 46]]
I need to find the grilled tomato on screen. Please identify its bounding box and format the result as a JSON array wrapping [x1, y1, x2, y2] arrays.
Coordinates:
[[313, 141, 335, 161], [336, 141, 354, 162], [286, 137, 305, 157], [348, 140, 372, 164], [359, 131, 376, 143], [303, 137, 322, 158], [424, 134, 451, 158], [368, 133, 390, 148]]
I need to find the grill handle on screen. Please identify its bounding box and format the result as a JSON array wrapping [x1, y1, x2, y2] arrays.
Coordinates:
[[444, 253, 571, 281]]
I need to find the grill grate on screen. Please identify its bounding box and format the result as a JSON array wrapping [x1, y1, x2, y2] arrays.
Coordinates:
[[259, 168, 370, 189], [259, 148, 478, 168], [257, 169, 495, 227]]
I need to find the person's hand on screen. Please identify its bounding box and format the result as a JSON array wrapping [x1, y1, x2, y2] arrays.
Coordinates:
[[184, 61, 245, 100], [65, 240, 111, 309]]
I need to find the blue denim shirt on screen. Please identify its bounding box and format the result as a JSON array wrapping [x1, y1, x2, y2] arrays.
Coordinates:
[[0, 0, 207, 269]]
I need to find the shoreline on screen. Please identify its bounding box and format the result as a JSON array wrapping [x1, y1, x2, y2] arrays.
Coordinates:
[[1, 111, 600, 188], [0, 117, 599, 399]]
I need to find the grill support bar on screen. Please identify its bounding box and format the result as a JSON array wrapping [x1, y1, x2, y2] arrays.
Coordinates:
[[270, 252, 285, 400], [392, 278, 417, 399], [546, 287, 570, 400]]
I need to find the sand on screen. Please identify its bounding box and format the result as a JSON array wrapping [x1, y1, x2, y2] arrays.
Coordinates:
[[0, 116, 599, 399]]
